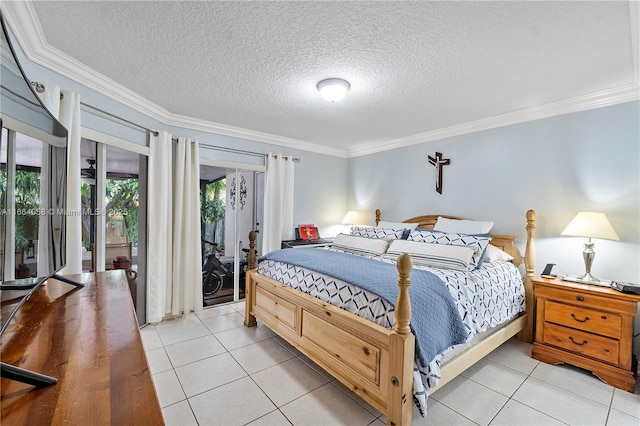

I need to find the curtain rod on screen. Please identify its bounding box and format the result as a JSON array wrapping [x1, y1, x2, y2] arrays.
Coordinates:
[[32, 80, 159, 136], [84, 101, 160, 136], [197, 143, 300, 163], [2, 83, 42, 109], [30, 80, 300, 163]]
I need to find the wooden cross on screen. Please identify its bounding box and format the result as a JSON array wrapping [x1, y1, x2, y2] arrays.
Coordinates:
[[428, 152, 450, 194]]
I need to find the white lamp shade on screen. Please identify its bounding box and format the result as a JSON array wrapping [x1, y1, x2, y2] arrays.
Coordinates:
[[561, 212, 620, 241], [342, 210, 362, 225], [317, 78, 350, 102]]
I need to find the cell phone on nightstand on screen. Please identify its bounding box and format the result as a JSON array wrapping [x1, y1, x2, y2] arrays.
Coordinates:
[[541, 263, 556, 279]]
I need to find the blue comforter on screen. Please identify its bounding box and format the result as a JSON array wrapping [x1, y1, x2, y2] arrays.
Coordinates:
[[260, 248, 467, 367]]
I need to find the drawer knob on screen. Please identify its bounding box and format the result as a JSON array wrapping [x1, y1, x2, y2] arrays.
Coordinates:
[[569, 336, 588, 346], [571, 313, 590, 323], [576, 295, 584, 302]]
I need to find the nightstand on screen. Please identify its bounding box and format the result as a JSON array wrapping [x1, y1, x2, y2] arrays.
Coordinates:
[[281, 238, 334, 249], [531, 277, 640, 392]]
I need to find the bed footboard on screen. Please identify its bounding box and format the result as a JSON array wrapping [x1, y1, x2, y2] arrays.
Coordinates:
[[245, 251, 415, 426]]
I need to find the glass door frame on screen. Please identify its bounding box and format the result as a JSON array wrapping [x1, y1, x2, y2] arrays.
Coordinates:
[[200, 158, 265, 305], [81, 128, 150, 325]]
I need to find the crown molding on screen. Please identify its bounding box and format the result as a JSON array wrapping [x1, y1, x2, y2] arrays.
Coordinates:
[[164, 113, 348, 158], [348, 1, 638, 158], [3, 1, 637, 161], [1, 2, 173, 122], [629, 0, 639, 84], [347, 83, 640, 158], [1, 1, 348, 158]]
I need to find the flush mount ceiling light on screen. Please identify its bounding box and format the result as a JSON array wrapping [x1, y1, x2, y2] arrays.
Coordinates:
[[317, 78, 350, 102]]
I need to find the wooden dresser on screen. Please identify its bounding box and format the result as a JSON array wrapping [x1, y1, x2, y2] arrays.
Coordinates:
[[1, 271, 163, 425], [532, 277, 639, 392]]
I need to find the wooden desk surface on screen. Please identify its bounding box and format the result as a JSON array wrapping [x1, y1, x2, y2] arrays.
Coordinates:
[[1, 271, 163, 425]]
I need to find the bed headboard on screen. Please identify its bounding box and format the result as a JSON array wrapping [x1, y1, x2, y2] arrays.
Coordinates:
[[374, 208, 524, 267]]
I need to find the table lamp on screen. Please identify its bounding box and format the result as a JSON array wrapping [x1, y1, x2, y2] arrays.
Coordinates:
[[561, 211, 619, 285], [342, 211, 362, 230]]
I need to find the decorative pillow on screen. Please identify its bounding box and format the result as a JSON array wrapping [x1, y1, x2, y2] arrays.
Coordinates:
[[351, 226, 404, 240], [483, 244, 514, 262], [433, 216, 494, 234], [383, 240, 476, 272], [377, 220, 419, 230], [332, 233, 390, 257], [407, 229, 491, 269]]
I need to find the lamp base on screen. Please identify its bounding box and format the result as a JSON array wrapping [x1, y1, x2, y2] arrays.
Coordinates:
[[562, 274, 612, 287]]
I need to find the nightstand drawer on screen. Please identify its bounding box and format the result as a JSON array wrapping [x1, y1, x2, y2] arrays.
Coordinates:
[[542, 322, 619, 364], [545, 301, 622, 339], [537, 286, 634, 314]]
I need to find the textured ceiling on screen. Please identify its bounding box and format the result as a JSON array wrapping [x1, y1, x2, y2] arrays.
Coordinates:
[[22, 1, 639, 155]]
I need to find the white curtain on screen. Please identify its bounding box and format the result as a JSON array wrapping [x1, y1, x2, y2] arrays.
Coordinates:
[[147, 131, 173, 323], [58, 90, 82, 274], [36, 85, 82, 275], [262, 153, 294, 254], [171, 137, 203, 317], [147, 132, 203, 323]]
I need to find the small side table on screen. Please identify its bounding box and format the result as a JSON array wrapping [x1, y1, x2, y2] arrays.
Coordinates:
[[531, 277, 639, 392]]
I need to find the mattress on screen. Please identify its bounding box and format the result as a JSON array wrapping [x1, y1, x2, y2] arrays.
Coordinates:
[[257, 249, 525, 415]]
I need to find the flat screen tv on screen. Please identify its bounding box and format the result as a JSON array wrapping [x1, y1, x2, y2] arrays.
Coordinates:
[[0, 11, 76, 386]]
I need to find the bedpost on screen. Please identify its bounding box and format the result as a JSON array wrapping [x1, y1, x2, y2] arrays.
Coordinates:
[[388, 253, 414, 425], [394, 254, 412, 336], [517, 210, 536, 343], [375, 209, 381, 227], [247, 230, 257, 270], [245, 230, 257, 327]]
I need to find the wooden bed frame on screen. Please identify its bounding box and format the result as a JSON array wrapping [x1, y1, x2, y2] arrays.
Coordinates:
[[244, 210, 537, 425]]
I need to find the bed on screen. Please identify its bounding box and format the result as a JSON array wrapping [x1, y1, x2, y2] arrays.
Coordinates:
[[244, 210, 536, 425]]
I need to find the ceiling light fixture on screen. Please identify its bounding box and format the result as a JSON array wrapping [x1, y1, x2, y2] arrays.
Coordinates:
[[317, 78, 350, 102]]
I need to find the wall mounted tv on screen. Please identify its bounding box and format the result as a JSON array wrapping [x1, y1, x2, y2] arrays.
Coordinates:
[[0, 10, 79, 387]]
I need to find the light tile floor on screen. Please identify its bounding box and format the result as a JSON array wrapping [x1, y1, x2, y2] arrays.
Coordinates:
[[141, 301, 640, 426]]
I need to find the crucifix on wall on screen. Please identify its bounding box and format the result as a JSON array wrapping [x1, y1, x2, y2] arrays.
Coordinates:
[[428, 152, 450, 194]]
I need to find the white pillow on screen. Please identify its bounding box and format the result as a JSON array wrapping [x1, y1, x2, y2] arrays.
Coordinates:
[[433, 216, 494, 234], [383, 239, 476, 272], [407, 229, 491, 270], [483, 244, 514, 262], [332, 233, 390, 257], [377, 220, 419, 230]]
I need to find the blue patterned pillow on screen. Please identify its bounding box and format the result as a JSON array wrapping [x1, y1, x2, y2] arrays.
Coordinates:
[[407, 229, 491, 269], [351, 226, 404, 240]]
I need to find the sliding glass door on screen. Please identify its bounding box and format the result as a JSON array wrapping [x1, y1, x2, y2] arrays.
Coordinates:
[[200, 163, 263, 307], [80, 137, 148, 325]]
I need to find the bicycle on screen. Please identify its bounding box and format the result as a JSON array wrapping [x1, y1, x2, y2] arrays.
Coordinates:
[[201, 238, 229, 298]]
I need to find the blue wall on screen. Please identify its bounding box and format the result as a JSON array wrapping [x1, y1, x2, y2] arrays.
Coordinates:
[[348, 101, 639, 283]]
